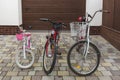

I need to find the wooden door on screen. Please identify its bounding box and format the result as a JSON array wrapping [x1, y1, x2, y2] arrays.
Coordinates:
[[22, 0, 86, 30]]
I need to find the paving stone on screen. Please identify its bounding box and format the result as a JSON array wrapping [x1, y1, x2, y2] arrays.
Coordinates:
[[2, 67, 13, 71], [102, 63, 112, 66], [28, 71, 35, 76], [86, 76, 99, 80], [49, 71, 57, 76], [76, 77, 85, 80], [114, 59, 120, 63], [61, 63, 68, 66], [54, 76, 63, 80], [2, 76, 11, 80], [32, 76, 42, 80], [1, 72, 7, 76], [58, 60, 67, 63], [7, 63, 13, 67], [0, 63, 6, 67], [24, 76, 31, 80], [54, 67, 59, 71], [101, 71, 112, 76], [35, 71, 45, 76], [99, 76, 112, 80], [63, 76, 75, 80], [6, 71, 18, 76], [110, 66, 119, 70], [33, 63, 41, 67], [11, 76, 23, 80], [18, 71, 28, 76], [111, 76, 120, 80], [104, 59, 115, 63], [42, 76, 54, 80], [59, 67, 67, 70], [34, 67, 42, 71], [58, 71, 69, 76], [0, 77, 3, 80], [110, 70, 120, 76], [0, 67, 2, 70], [98, 67, 106, 71], [94, 71, 103, 76]]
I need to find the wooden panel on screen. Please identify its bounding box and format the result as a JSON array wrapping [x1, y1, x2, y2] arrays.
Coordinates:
[[102, 0, 120, 50], [22, 0, 86, 30], [101, 26, 120, 50], [90, 26, 101, 35], [114, 0, 120, 31], [103, 0, 114, 28]]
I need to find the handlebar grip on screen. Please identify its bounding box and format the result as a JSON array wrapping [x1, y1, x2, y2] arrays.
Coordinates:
[[103, 10, 110, 13], [40, 18, 49, 21]]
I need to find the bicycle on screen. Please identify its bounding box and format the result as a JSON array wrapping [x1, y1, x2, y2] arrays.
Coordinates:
[[40, 18, 66, 75], [15, 26, 35, 68], [67, 10, 109, 76]]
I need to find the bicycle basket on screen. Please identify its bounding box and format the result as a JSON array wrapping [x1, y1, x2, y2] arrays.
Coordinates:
[[70, 22, 87, 39], [16, 33, 23, 41]]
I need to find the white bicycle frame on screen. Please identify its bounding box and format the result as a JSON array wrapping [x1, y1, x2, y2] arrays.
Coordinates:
[[23, 33, 26, 59], [83, 13, 90, 60], [17, 27, 31, 59], [81, 10, 108, 60]]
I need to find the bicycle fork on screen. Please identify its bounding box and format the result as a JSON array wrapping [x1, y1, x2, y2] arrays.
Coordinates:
[[23, 38, 26, 59], [83, 23, 90, 61]]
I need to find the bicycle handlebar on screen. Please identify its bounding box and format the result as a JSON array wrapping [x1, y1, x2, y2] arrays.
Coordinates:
[[88, 10, 109, 23], [40, 18, 49, 21], [40, 18, 67, 29]]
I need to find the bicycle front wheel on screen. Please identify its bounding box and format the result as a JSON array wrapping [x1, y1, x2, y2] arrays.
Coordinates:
[[67, 41, 100, 76], [43, 40, 56, 75], [15, 49, 34, 69]]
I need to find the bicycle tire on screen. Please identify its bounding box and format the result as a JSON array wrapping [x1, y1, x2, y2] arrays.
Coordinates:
[[15, 49, 34, 69], [43, 40, 57, 75], [67, 40, 100, 76]]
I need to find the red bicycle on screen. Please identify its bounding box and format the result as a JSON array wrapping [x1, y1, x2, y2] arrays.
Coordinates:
[[40, 18, 66, 75]]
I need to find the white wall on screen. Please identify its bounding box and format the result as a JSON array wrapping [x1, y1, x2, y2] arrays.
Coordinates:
[[0, 0, 22, 26], [86, 0, 103, 26]]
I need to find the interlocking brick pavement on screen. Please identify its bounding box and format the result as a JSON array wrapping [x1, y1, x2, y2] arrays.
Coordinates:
[[0, 32, 120, 80]]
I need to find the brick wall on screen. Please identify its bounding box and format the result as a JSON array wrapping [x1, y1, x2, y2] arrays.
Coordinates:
[[0, 26, 18, 35]]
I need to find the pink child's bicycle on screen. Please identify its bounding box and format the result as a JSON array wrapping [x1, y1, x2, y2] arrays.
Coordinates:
[[15, 26, 34, 68]]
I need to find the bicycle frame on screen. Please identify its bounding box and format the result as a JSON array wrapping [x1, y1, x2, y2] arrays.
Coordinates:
[[16, 28, 31, 59], [82, 11, 103, 60], [22, 33, 31, 59], [83, 10, 109, 59]]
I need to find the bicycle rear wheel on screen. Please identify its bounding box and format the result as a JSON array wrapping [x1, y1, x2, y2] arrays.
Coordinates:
[[43, 40, 56, 75], [67, 41, 100, 76], [15, 49, 34, 69]]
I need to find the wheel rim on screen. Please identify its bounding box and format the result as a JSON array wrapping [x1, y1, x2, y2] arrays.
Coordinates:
[[44, 42, 55, 71], [69, 42, 98, 75], [16, 49, 34, 68]]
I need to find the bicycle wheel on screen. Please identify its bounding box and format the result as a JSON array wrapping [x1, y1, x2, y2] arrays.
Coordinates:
[[15, 49, 34, 69], [43, 40, 56, 75], [67, 41, 100, 76]]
